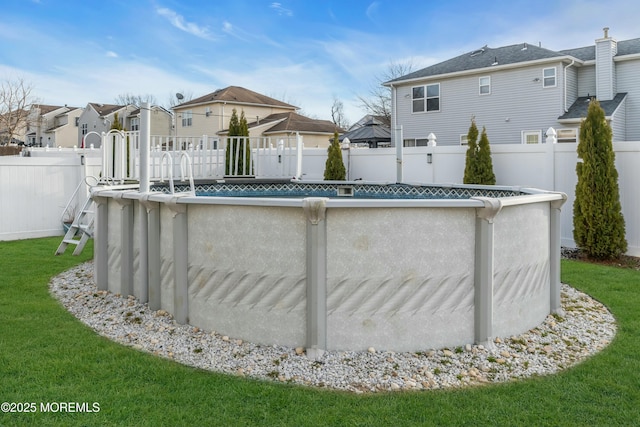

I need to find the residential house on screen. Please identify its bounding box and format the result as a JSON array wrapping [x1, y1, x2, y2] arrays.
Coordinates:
[[173, 86, 341, 147], [173, 86, 297, 138], [26, 105, 83, 147], [386, 28, 640, 146], [76, 103, 172, 148], [77, 103, 137, 147], [220, 111, 342, 148], [126, 106, 172, 136]]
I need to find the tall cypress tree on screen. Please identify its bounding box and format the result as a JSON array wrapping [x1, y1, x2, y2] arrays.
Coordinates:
[[476, 126, 496, 185], [463, 117, 479, 184], [225, 108, 252, 175], [573, 99, 627, 259], [324, 131, 346, 180], [463, 118, 496, 185]]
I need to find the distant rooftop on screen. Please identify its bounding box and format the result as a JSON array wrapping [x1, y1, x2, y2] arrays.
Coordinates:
[[175, 86, 298, 110], [388, 36, 640, 84]]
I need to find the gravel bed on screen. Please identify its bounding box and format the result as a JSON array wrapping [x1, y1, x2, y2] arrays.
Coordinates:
[[50, 262, 616, 393]]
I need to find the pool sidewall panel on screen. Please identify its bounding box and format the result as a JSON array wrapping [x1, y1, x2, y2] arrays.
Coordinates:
[[325, 207, 476, 352], [492, 202, 551, 337], [159, 204, 175, 313], [132, 201, 142, 299], [186, 204, 307, 347], [106, 199, 122, 295]]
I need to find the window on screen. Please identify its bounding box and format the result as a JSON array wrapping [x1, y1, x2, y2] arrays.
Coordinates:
[[130, 117, 139, 131], [479, 76, 491, 95], [412, 83, 440, 112], [403, 138, 416, 147], [543, 67, 556, 88], [460, 134, 468, 145], [403, 138, 430, 147], [182, 110, 193, 127], [412, 87, 424, 112], [522, 130, 542, 144], [557, 128, 578, 143], [81, 123, 87, 136]]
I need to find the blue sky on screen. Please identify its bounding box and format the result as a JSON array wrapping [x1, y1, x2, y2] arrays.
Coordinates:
[[2, 0, 639, 125]]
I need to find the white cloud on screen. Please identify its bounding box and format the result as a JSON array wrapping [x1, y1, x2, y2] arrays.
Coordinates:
[[156, 7, 217, 41], [106, 51, 118, 58], [270, 3, 293, 17], [366, 2, 381, 22]]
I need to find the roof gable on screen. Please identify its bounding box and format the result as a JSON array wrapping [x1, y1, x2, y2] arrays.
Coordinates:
[[88, 103, 126, 116], [260, 112, 341, 134], [389, 43, 565, 83], [176, 86, 297, 110], [219, 112, 341, 135]]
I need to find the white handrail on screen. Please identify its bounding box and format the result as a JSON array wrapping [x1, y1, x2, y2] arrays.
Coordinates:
[[60, 175, 99, 223], [159, 152, 175, 194], [179, 152, 196, 195]]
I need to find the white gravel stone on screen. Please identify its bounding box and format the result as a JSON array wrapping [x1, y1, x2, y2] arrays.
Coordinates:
[[50, 262, 617, 394]]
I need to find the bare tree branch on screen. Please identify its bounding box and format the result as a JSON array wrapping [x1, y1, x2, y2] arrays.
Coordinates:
[[114, 93, 158, 107], [330, 96, 350, 130], [357, 60, 415, 125], [0, 77, 36, 145]]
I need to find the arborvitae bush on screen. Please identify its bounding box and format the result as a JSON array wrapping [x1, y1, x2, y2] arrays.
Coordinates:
[[324, 131, 346, 180], [225, 109, 252, 175], [573, 99, 627, 259], [463, 118, 496, 185], [463, 118, 479, 184], [476, 126, 496, 185]]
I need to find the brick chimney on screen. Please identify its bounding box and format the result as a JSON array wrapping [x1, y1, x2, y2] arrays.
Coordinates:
[[595, 27, 617, 101]]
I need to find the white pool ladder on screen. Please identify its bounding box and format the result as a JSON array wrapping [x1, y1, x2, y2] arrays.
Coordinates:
[[55, 177, 98, 256]]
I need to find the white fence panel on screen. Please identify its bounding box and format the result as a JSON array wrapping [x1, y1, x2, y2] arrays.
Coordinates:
[[0, 153, 100, 240]]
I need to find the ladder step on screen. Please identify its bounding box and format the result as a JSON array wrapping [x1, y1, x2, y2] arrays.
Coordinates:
[[63, 239, 81, 245]]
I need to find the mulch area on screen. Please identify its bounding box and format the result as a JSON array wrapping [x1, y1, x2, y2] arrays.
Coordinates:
[[562, 247, 640, 270]]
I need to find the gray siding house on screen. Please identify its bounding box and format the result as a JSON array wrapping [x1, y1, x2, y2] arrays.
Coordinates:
[[386, 28, 640, 146]]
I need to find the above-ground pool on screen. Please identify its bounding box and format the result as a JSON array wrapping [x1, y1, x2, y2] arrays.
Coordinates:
[[92, 180, 566, 358]]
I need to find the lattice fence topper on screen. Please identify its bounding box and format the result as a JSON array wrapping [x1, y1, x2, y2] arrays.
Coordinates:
[[151, 181, 523, 199]]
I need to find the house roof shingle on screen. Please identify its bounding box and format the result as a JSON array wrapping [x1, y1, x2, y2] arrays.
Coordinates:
[[219, 111, 341, 135], [176, 86, 298, 110], [558, 93, 627, 121], [388, 43, 565, 83], [89, 103, 126, 116], [259, 112, 340, 134], [390, 37, 640, 84]]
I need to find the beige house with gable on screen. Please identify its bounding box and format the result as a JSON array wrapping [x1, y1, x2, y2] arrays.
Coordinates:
[[174, 86, 341, 148], [27, 105, 83, 148]]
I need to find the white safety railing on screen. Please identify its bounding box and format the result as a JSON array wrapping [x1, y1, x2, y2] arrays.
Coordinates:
[[100, 131, 303, 182]]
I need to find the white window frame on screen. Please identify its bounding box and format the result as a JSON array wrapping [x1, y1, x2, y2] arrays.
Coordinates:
[[543, 67, 556, 88], [479, 76, 491, 95], [181, 110, 193, 127], [403, 138, 416, 147], [557, 128, 578, 143], [411, 83, 440, 113], [522, 130, 542, 144], [130, 117, 139, 131], [460, 134, 468, 145], [411, 86, 425, 113], [81, 123, 88, 136]]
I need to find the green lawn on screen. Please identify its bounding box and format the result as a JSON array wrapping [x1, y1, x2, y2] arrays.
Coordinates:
[[1, 237, 639, 426]]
